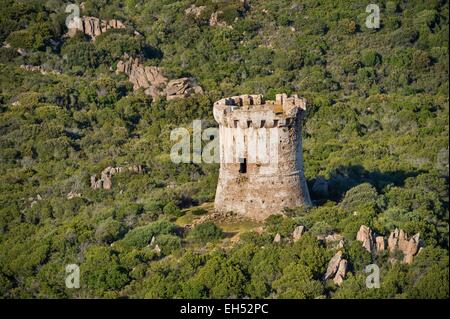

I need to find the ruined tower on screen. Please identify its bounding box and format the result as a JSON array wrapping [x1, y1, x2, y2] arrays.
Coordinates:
[[213, 93, 312, 221]]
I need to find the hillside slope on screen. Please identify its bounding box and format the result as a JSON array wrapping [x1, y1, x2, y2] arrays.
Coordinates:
[[0, 0, 448, 298]]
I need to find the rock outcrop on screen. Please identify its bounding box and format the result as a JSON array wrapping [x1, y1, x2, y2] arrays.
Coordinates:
[[388, 228, 420, 264], [91, 165, 144, 190], [317, 233, 344, 249], [116, 56, 168, 99], [185, 5, 206, 18], [273, 233, 281, 243], [320, 233, 344, 242], [67, 191, 82, 199], [67, 16, 126, 40], [29, 194, 42, 208], [336, 239, 345, 249], [209, 11, 228, 27], [166, 78, 203, 100], [20, 64, 61, 75], [323, 251, 343, 280], [292, 225, 304, 242], [356, 225, 373, 252], [209, 1, 249, 27], [375, 236, 385, 252], [355, 225, 421, 264], [116, 55, 202, 100], [334, 259, 347, 286], [323, 250, 347, 286]]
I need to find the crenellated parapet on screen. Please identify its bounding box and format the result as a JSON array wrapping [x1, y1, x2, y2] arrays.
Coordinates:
[[213, 94, 307, 129]]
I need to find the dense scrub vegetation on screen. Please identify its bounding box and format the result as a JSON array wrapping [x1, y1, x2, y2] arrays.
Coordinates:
[[0, 0, 448, 298]]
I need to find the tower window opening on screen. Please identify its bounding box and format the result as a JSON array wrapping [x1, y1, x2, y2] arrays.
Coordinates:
[[239, 158, 247, 174]]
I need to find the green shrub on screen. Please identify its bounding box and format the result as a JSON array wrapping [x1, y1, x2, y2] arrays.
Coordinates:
[[272, 263, 324, 298], [155, 234, 182, 255], [412, 50, 432, 70], [115, 203, 144, 221], [119, 220, 178, 248], [82, 246, 130, 296], [6, 30, 34, 50], [163, 201, 183, 217], [341, 56, 362, 75], [95, 218, 124, 244], [340, 183, 382, 213], [361, 50, 382, 67], [345, 241, 373, 272], [338, 19, 358, 34], [189, 222, 223, 244], [6, 22, 52, 51], [0, 47, 18, 64], [61, 41, 99, 70]]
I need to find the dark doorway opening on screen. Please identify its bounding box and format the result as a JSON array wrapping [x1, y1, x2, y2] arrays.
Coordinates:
[[239, 158, 247, 174]]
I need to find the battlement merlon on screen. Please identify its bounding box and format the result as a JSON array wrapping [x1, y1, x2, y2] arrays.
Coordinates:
[[213, 94, 307, 128]]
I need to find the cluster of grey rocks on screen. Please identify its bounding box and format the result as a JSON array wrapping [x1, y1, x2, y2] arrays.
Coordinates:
[[90, 165, 144, 190], [116, 55, 203, 100]]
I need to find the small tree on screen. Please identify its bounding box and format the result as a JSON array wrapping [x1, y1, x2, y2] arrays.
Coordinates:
[[190, 222, 223, 244], [163, 201, 183, 217]]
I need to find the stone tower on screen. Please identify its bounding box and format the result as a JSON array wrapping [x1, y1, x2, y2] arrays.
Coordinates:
[[213, 93, 312, 221]]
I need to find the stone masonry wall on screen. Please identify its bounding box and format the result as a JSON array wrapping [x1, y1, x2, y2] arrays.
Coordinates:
[[213, 94, 312, 220]]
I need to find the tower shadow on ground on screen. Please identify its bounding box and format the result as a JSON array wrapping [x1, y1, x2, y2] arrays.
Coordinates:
[[308, 164, 421, 203]]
